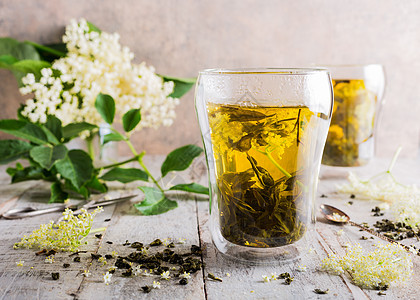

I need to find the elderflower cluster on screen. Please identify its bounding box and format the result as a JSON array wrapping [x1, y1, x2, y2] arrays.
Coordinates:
[[321, 243, 413, 289], [14, 207, 103, 251], [339, 172, 420, 229], [20, 18, 178, 131]]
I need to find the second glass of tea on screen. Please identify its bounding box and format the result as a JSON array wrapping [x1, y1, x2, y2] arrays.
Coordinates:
[[195, 68, 333, 263], [322, 64, 385, 167]]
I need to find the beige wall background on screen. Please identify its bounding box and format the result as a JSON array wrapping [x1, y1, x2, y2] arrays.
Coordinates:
[[0, 0, 419, 157]]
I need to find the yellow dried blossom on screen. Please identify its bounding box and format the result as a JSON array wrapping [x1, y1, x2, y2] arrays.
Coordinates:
[[14, 207, 102, 252], [321, 243, 413, 289], [45, 255, 55, 264], [16, 260, 24, 267], [98, 257, 107, 266]]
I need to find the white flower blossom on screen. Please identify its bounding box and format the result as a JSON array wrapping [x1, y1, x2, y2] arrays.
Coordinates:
[[180, 272, 191, 279], [152, 281, 161, 289], [297, 265, 307, 272], [20, 18, 178, 133], [177, 238, 186, 244], [103, 272, 112, 285], [339, 171, 420, 229], [160, 271, 170, 280], [133, 265, 142, 276], [262, 275, 270, 283]]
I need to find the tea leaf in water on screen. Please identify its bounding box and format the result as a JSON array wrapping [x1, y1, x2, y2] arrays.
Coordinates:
[[207, 103, 317, 247]]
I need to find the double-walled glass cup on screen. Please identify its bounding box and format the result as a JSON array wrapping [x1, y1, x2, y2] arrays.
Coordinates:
[[321, 64, 385, 167], [195, 68, 333, 263]]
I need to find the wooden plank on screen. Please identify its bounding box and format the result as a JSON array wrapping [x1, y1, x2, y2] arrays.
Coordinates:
[[72, 155, 206, 299], [197, 201, 358, 300], [317, 158, 420, 299], [0, 156, 419, 299], [74, 197, 205, 299], [0, 185, 126, 299], [198, 158, 420, 300]]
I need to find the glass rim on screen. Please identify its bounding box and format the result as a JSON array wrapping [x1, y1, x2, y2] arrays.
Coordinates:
[[199, 67, 330, 76], [315, 63, 384, 69]]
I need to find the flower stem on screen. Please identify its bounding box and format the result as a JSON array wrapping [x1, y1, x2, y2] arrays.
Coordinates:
[[85, 135, 96, 160], [387, 146, 402, 173], [98, 156, 141, 170], [125, 139, 164, 192], [265, 150, 306, 190]]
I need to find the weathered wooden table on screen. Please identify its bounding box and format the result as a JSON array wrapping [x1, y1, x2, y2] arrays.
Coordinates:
[[0, 156, 419, 300]]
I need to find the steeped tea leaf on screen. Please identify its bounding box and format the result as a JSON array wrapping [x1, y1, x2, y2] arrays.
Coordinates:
[[207, 103, 315, 247]]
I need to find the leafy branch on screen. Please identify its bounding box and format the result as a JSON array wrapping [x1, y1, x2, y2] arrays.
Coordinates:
[[0, 23, 205, 215], [0, 93, 208, 215]]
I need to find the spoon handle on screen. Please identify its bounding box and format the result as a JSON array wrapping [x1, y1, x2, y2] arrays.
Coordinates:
[[2, 205, 67, 219], [349, 220, 412, 252]]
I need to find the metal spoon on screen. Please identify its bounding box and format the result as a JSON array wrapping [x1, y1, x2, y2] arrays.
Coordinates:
[[2, 195, 136, 219], [319, 204, 412, 252]]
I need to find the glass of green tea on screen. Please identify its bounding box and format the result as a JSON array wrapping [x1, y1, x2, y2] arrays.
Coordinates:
[[195, 68, 333, 262], [322, 64, 385, 167]]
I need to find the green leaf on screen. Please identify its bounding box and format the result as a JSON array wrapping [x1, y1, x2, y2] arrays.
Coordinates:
[[24, 41, 67, 62], [102, 132, 126, 145], [0, 37, 40, 61], [101, 167, 148, 183], [29, 144, 68, 170], [62, 122, 97, 139], [55, 150, 93, 190], [95, 94, 115, 124], [0, 119, 48, 145], [122, 109, 141, 132], [161, 144, 203, 178], [161, 75, 196, 98], [63, 179, 89, 199], [44, 115, 62, 141], [8, 166, 52, 183], [49, 182, 68, 203], [0, 140, 33, 164], [135, 186, 178, 215], [41, 127, 59, 145], [0, 54, 18, 66], [9, 60, 51, 86], [169, 183, 209, 195], [0, 38, 53, 84], [87, 21, 101, 33], [85, 176, 108, 193]]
